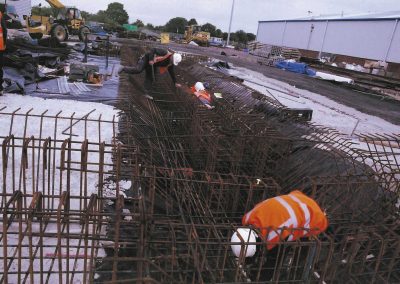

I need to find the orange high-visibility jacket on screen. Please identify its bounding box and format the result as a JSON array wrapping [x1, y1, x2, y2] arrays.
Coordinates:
[[154, 52, 173, 75], [242, 190, 328, 250], [190, 86, 212, 103], [153, 52, 173, 64], [0, 12, 5, 51]]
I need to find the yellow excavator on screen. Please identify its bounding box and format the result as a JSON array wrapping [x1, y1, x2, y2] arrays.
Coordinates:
[[24, 0, 90, 42], [184, 25, 210, 47]]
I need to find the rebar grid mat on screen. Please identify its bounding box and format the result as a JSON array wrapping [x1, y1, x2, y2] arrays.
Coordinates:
[[0, 106, 119, 144], [356, 133, 400, 174], [1, 168, 399, 283], [117, 51, 395, 182], [302, 175, 399, 224], [1, 189, 335, 283], [0, 107, 122, 212], [112, 43, 400, 283], [0, 192, 107, 284], [115, 43, 396, 197]]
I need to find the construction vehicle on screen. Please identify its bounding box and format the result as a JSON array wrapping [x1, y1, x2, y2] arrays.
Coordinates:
[[184, 25, 210, 47], [24, 0, 90, 42]]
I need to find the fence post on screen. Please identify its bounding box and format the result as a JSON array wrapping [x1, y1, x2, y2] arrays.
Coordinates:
[[106, 35, 110, 69], [83, 32, 89, 63]]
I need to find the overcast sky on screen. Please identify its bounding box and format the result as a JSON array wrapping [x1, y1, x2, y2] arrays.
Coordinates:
[[32, 0, 400, 33]]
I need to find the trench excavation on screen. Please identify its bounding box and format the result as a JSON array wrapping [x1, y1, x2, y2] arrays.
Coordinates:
[[0, 41, 399, 283]]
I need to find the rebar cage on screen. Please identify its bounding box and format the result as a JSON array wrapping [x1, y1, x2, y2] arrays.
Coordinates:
[[0, 42, 399, 283]]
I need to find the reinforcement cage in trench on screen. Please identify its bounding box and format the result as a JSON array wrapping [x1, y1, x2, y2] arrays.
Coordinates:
[[1, 164, 399, 283], [0, 42, 400, 283]]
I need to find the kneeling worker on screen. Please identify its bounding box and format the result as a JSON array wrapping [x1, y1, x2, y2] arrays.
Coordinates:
[[119, 48, 182, 99], [231, 190, 328, 258]]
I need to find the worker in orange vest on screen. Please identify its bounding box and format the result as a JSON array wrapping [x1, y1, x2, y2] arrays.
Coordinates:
[[231, 190, 328, 258], [119, 48, 182, 99], [190, 82, 213, 108], [0, 2, 7, 96]]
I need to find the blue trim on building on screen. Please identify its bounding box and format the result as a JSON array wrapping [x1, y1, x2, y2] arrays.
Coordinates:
[[259, 17, 400, 23]]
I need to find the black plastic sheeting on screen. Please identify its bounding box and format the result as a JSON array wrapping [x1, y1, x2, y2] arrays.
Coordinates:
[[27, 55, 121, 106], [2, 37, 71, 93], [3, 36, 120, 105]]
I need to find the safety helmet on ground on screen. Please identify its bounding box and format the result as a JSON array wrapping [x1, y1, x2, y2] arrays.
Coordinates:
[[194, 82, 205, 92], [231, 228, 257, 258], [173, 53, 182, 66]]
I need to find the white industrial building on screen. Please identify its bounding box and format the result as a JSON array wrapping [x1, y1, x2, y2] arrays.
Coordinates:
[[7, 0, 31, 22], [256, 12, 400, 64]]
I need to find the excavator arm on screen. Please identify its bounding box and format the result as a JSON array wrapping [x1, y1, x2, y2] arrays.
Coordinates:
[[45, 0, 65, 9]]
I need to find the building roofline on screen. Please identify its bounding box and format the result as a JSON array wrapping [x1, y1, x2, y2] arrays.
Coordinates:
[[259, 17, 400, 23]]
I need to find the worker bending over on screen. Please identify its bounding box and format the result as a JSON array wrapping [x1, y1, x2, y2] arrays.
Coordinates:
[[231, 190, 328, 258], [119, 48, 182, 98]]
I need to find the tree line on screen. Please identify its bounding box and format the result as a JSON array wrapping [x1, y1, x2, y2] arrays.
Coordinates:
[[31, 2, 256, 44]]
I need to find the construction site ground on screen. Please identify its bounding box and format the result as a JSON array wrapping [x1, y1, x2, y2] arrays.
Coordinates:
[[158, 42, 400, 125]]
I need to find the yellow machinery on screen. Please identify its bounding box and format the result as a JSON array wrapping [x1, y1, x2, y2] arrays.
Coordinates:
[[161, 33, 170, 44], [24, 0, 90, 42], [184, 25, 210, 46]]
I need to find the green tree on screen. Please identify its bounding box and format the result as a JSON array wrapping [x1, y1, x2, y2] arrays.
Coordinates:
[[201, 22, 216, 35], [225, 32, 238, 43], [105, 2, 129, 25], [188, 18, 197, 26], [31, 5, 58, 17], [214, 29, 223, 38], [247, 33, 256, 42], [235, 30, 248, 43], [90, 10, 121, 31], [146, 23, 155, 29], [133, 19, 144, 28], [81, 11, 96, 21], [164, 17, 187, 34]]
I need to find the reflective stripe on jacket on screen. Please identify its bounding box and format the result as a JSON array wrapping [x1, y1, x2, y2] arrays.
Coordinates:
[[154, 52, 173, 75], [153, 52, 173, 65], [242, 190, 328, 250]]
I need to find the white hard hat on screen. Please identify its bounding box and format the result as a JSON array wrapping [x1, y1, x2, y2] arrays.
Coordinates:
[[173, 53, 182, 66], [231, 228, 257, 258], [194, 82, 205, 92]]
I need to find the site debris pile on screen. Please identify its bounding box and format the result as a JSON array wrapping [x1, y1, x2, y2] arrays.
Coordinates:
[[0, 41, 399, 283]]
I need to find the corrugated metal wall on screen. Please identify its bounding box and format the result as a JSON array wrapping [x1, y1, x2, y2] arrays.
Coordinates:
[[257, 19, 400, 63], [9, 0, 31, 23]]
